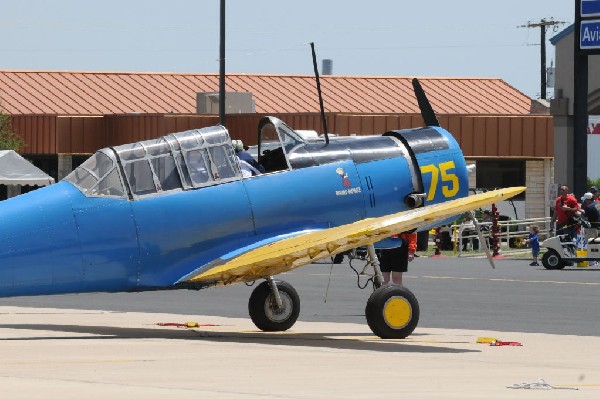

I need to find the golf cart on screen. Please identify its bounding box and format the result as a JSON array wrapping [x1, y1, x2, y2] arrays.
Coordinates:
[[540, 217, 596, 269]]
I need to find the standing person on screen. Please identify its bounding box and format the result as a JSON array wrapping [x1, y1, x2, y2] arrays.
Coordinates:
[[523, 225, 540, 266], [591, 186, 600, 203], [550, 185, 580, 236], [581, 192, 600, 240], [581, 192, 600, 267], [377, 232, 417, 285]]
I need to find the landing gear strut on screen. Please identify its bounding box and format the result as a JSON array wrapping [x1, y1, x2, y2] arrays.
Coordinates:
[[248, 277, 300, 331], [247, 243, 420, 339]]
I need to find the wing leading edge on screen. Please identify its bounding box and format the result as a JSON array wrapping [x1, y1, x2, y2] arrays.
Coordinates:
[[184, 187, 526, 286]]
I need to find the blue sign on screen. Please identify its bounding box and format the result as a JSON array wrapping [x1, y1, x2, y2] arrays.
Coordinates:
[[582, 0, 600, 17], [581, 19, 600, 49]]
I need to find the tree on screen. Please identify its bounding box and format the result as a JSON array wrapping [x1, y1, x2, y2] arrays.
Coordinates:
[[587, 177, 600, 190], [0, 110, 25, 151]]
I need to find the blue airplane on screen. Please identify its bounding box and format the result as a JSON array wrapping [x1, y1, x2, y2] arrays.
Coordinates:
[[0, 79, 524, 338]]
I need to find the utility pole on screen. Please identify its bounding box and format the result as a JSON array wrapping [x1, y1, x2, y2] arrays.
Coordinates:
[[519, 18, 566, 99]]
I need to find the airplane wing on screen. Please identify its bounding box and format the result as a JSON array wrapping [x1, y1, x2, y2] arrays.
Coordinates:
[[184, 187, 525, 286]]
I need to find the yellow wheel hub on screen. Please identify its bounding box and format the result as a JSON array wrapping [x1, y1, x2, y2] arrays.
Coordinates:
[[383, 297, 412, 329]]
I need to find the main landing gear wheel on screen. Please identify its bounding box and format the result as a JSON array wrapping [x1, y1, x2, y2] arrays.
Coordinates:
[[365, 285, 420, 339], [248, 280, 300, 332], [541, 250, 565, 270]]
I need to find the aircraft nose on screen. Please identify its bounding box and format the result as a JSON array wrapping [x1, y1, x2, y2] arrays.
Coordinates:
[[0, 182, 81, 296]]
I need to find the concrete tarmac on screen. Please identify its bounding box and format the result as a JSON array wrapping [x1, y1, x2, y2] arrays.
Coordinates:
[[0, 306, 598, 398]]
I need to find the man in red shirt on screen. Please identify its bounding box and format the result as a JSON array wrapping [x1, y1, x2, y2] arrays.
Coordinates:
[[550, 185, 580, 236]]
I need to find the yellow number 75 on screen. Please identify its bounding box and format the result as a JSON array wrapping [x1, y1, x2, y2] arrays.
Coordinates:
[[420, 161, 459, 201]]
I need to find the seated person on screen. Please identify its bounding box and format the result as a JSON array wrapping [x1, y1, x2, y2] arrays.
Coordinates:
[[459, 214, 479, 251], [239, 159, 261, 178], [232, 140, 262, 177], [232, 140, 263, 172]]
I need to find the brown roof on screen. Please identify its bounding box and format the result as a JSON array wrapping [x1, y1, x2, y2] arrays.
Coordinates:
[[0, 70, 532, 116]]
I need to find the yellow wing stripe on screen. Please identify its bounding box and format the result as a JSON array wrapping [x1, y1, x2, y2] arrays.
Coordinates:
[[189, 187, 525, 285]]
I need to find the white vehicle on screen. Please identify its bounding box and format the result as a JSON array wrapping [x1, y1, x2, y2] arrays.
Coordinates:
[[541, 230, 598, 270]]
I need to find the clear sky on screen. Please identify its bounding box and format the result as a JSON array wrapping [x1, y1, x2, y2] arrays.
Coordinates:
[[1, 0, 573, 99]]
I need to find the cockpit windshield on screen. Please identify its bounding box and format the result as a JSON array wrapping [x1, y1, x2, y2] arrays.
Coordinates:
[[257, 117, 306, 173], [65, 125, 241, 199], [65, 151, 126, 197], [259, 119, 304, 150]]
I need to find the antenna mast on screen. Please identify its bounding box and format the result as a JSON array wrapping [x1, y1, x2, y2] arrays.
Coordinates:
[[310, 42, 329, 145]]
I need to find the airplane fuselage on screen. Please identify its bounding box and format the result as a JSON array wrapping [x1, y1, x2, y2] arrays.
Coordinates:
[[0, 118, 468, 297]]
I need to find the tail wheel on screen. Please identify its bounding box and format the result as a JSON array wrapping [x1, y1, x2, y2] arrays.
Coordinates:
[[542, 250, 565, 270], [248, 280, 300, 332], [365, 285, 420, 339]]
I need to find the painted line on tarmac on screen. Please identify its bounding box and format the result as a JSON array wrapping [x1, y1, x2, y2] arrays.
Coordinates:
[[302, 273, 600, 286], [415, 275, 600, 285]]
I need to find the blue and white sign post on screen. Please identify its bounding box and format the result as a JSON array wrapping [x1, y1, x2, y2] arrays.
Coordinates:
[[573, 0, 600, 198], [580, 19, 600, 49], [579, 0, 600, 51], [582, 0, 600, 17]]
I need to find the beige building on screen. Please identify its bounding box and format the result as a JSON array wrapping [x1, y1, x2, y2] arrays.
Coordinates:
[[550, 24, 600, 188]]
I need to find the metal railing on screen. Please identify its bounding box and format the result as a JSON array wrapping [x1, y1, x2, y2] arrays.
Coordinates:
[[448, 217, 552, 256]]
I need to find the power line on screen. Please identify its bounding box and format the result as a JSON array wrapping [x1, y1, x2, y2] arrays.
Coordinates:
[[518, 18, 567, 99]]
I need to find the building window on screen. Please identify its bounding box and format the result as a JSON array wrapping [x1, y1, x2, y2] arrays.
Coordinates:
[[475, 160, 525, 199]]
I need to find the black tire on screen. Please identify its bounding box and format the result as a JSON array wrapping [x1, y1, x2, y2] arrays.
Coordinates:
[[332, 253, 345, 264], [365, 285, 420, 339], [542, 250, 565, 270], [248, 280, 300, 332]]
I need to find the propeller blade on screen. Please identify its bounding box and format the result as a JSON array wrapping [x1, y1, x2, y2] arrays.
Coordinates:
[[412, 78, 440, 127], [469, 210, 495, 269]]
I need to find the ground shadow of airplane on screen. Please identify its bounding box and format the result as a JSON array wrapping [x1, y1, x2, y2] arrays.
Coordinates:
[[0, 323, 480, 355]]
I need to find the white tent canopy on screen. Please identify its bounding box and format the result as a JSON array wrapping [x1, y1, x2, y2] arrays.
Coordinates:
[[0, 150, 54, 186]]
